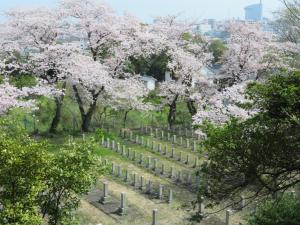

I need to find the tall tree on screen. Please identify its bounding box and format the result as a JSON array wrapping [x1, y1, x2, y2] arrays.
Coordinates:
[[2, 8, 66, 133], [60, 0, 154, 131], [198, 71, 300, 203]]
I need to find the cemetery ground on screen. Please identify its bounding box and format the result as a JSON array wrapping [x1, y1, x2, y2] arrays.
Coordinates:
[[44, 124, 252, 225]]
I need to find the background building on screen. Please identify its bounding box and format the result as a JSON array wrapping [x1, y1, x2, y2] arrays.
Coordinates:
[[245, 1, 263, 21]]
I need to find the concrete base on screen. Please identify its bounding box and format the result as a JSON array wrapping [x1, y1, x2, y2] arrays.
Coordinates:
[[118, 207, 126, 216], [101, 196, 111, 204]]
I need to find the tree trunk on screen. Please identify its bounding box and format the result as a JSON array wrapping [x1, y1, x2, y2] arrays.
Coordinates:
[[168, 95, 178, 130], [81, 101, 98, 132], [49, 83, 66, 133], [123, 109, 132, 128], [73, 85, 103, 132], [187, 99, 197, 116], [49, 97, 63, 133]]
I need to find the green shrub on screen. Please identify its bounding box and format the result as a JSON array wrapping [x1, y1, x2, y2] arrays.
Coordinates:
[[247, 194, 300, 225]]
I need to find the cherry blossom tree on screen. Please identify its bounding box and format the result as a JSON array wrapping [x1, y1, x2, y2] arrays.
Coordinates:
[[0, 82, 35, 115], [59, 0, 158, 131], [193, 21, 300, 133], [1, 7, 67, 132], [150, 16, 211, 128], [62, 53, 112, 131], [218, 21, 300, 86], [103, 77, 154, 127]]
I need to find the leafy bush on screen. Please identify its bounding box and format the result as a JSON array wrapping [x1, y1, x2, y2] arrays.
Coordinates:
[[247, 194, 300, 225], [0, 119, 103, 225], [95, 128, 116, 142], [199, 71, 300, 201]]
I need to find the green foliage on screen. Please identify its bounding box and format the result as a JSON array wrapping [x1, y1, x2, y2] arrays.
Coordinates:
[[144, 90, 163, 105], [209, 39, 226, 63], [0, 120, 48, 225], [40, 140, 102, 225], [95, 128, 116, 141], [128, 52, 169, 81], [246, 70, 300, 119], [0, 74, 4, 84], [0, 119, 103, 225], [247, 194, 300, 225], [199, 71, 300, 201], [9, 74, 37, 88]]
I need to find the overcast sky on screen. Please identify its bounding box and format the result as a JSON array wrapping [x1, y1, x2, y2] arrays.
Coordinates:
[[0, 0, 284, 22]]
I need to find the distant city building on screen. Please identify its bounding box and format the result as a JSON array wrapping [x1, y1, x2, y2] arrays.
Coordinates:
[[245, 1, 263, 21]]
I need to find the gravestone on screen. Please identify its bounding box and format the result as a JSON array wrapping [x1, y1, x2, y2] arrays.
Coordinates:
[[171, 148, 175, 159], [193, 141, 197, 151], [111, 162, 115, 175], [122, 145, 126, 156], [194, 158, 199, 168], [153, 159, 157, 172], [140, 176, 144, 190], [198, 196, 205, 216], [158, 184, 164, 200], [152, 209, 158, 225], [117, 143, 121, 152], [173, 135, 177, 144], [112, 140, 115, 151], [130, 131, 133, 141], [133, 173, 137, 187], [168, 189, 173, 204], [141, 136, 144, 145], [133, 151, 136, 161], [186, 139, 190, 148], [158, 143, 162, 153], [106, 138, 110, 149], [118, 192, 126, 216], [125, 169, 130, 182], [239, 196, 245, 209], [117, 165, 122, 177], [225, 210, 231, 225], [186, 154, 190, 165], [170, 167, 174, 178], [101, 182, 110, 204], [147, 156, 152, 169], [147, 180, 153, 194], [161, 164, 165, 175], [135, 135, 139, 144], [139, 154, 144, 165], [178, 152, 182, 162]]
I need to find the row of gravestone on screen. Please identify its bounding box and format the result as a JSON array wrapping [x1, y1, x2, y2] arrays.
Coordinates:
[[98, 123, 201, 153], [102, 162, 174, 204], [120, 129, 198, 152], [118, 132, 200, 168], [101, 164, 233, 225], [99, 181, 160, 225], [98, 119, 198, 140], [101, 137, 201, 190], [140, 125, 200, 140]]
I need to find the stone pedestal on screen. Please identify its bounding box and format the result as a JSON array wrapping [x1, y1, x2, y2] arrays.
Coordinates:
[[152, 209, 158, 225], [118, 192, 126, 216], [101, 182, 110, 204]]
